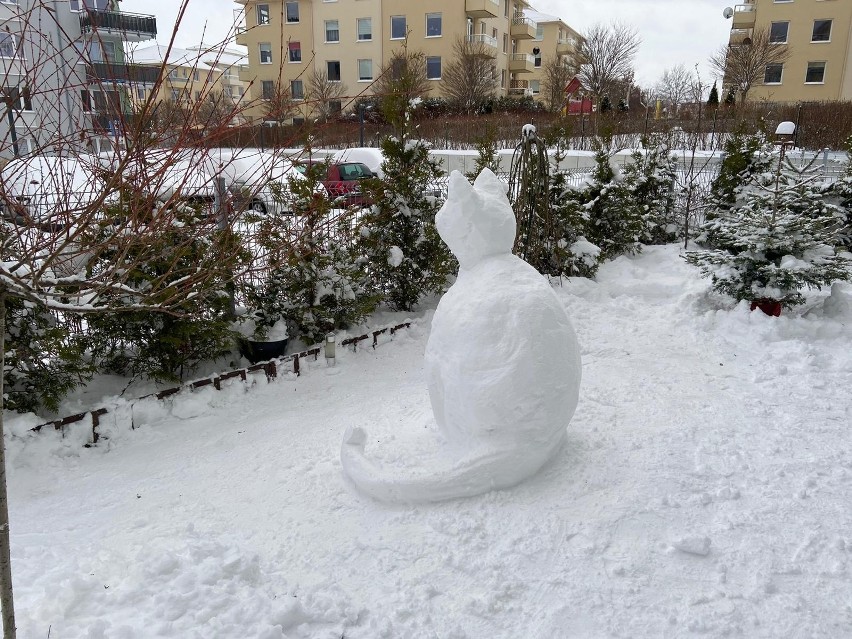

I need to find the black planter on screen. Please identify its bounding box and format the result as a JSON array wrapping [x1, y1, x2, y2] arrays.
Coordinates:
[[238, 338, 289, 364]]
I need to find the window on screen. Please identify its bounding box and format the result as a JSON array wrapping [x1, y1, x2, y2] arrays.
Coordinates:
[[534, 52, 541, 67], [291, 79, 304, 100], [426, 13, 442, 37], [426, 56, 441, 80], [261, 80, 275, 99], [328, 100, 342, 115], [69, 0, 81, 10], [764, 63, 783, 84], [391, 15, 406, 39], [535, 24, 544, 40], [357, 18, 372, 41], [171, 89, 180, 101], [325, 20, 339, 42], [285, 1, 299, 23], [492, 27, 498, 39], [806, 61, 826, 84], [14, 136, 31, 156], [358, 58, 373, 81], [812, 20, 832, 42], [81, 89, 91, 111], [502, 33, 508, 53], [136, 87, 146, 100], [503, 0, 509, 17], [2, 86, 31, 111], [257, 4, 270, 25], [89, 40, 115, 62], [327, 60, 341, 81], [259, 43, 272, 64], [194, 91, 201, 100], [0, 33, 18, 58], [530, 80, 540, 94], [193, 69, 199, 81], [769, 21, 788, 43], [288, 41, 301, 63]]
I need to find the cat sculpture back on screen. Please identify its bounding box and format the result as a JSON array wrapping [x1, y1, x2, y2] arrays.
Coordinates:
[[341, 169, 581, 502]]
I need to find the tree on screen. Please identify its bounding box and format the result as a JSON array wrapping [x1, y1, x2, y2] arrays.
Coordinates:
[[262, 81, 297, 124], [655, 64, 695, 116], [576, 22, 641, 103], [372, 40, 431, 132], [707, 81, 720, 108], [709, 28, 790, 104], [441, 37, 499, 113], [0, 2, 260, 633], [306, 68, 348, 122], [541, 55, 576, 113]]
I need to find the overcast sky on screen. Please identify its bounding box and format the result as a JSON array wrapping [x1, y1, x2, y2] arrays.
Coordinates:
[[120, 0, 733, 90]]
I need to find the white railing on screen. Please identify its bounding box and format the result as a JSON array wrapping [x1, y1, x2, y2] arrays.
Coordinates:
[[466, 33, 498, 48]]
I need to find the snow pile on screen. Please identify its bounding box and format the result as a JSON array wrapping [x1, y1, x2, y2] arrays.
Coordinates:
[[341, 170, 581, 502]]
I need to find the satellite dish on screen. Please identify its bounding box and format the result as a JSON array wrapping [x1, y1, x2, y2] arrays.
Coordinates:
[[723, 6, 733, 19], [532, 47, 540, 55], [742, 37, 752, 45]]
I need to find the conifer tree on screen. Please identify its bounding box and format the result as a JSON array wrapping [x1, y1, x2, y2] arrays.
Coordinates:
[[622, 139, 679, 245], [707, 81, 720, 108]]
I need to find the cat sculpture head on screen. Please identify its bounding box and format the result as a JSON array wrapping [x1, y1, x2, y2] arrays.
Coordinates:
[[435, 169, 517, 270]]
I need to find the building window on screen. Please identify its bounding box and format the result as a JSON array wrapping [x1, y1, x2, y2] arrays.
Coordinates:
[[764, 63, 783, 84], [194, 91, 201, 101], [806, 61, 826, 84], [288, 41, 301, 63], [812, 20, 832, 42], [261, 80, 275, 99], [291, 79, 304, 99], [325, 19, 339, 42], [327, 60, 341, 81], [171, 89, 180, 101], [357, 17, 372, 41], [530, 80, 540, 94], [391, 15, 406, 39], [534, 51, 541, 67], [257, 4, 270, 25], [69, 0, 82, 11], [136, 87, 146, 101], [193, 69, 200, 81], [285, 1, 299, 23], [426, 13, 442, 37], [426, 56, 441, 80], [0, 33, 18, 58], [769, 21, 788, 44], [3, 86, 32, 111], [535, 24, 544, 41], [492, 27, 498, 39], [358, 58, 373, 81], [328, 100, 342, 115], [259, 43, 272, 64], [502, 33, 508, 53]]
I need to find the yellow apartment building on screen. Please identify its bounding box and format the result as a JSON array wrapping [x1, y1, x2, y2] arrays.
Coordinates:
[[726, 0, 852, 102], [513, 9, 582, 98], [234, 0, 582, 122], [128, 44, 249, 111]]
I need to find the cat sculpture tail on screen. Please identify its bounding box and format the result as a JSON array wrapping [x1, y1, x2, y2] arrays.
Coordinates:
[[340, 425, 566, 503]]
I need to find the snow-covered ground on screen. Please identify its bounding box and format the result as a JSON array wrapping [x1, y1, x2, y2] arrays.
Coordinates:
[[6, 245, 852, 638]]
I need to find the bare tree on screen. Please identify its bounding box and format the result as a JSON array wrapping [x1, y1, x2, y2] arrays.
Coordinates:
[[0, 3, 268, 635], [655, 64, 696, 116], [709, 28, 790, 104], [576, 22, 641, 103], [372, 39, 430, 132], [540, 55, 577, 113], [306, 68, 348, 122], [441, 37, 498, 113], [262, 81, 297, 124]]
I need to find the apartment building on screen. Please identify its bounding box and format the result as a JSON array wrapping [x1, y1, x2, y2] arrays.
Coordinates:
[[128, 44, 248, 108], [0, 0, 157, 160], [727, 0, 852, 102], [234, 0, 581, 123], [513, 9, 582, 99]]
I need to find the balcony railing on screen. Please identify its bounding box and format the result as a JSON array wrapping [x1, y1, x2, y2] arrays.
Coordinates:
[[465, 33, 498, 56], [79, 10, 157, 41], [511, 13, 536, 39], [509, 52, 535, 72], [732, 4, 756, 27], [508, 79, 531, 95], [87, 63, 161, 85]]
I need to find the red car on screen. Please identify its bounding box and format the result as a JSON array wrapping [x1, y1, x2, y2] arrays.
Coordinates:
[[294, 160, 374, 206]]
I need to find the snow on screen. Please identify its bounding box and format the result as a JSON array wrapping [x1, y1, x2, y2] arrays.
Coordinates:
[[6, 244, 852, 637], [342, 170, 582, 502]]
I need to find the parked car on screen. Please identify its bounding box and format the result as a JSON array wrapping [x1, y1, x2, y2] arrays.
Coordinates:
[[220, 151, 320, 215], [294, 159, 375, 206], [0, 155, 109, 228]]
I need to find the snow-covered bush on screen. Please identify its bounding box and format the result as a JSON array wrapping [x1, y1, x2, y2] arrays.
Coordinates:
[[830, 135, 852, 251], [624, 140, 679, 245], [358, 136, 455, 311], [2, 298, 91, 413]]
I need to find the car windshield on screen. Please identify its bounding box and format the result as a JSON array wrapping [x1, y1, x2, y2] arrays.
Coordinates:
[[340, 163, 372, 180]]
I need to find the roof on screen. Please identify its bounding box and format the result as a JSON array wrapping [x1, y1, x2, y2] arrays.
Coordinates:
[[128, 43, 246, 70], [524, 9, 562, 24]]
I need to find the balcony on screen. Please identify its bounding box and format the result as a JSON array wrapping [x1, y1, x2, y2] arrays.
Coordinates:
[[732, 4, 756, 28], [235, 23, 248, 46], [79, 10, 157, 42], [86, 62, 161, 85], [508, 80, 531, 96], [465, 0, 500, 19], [465, 33, 498, 58], [508, 53, 535, 73], [729, 28, 753, 45], [556, 37, 578, 55], [511, 14, 536, 40]]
